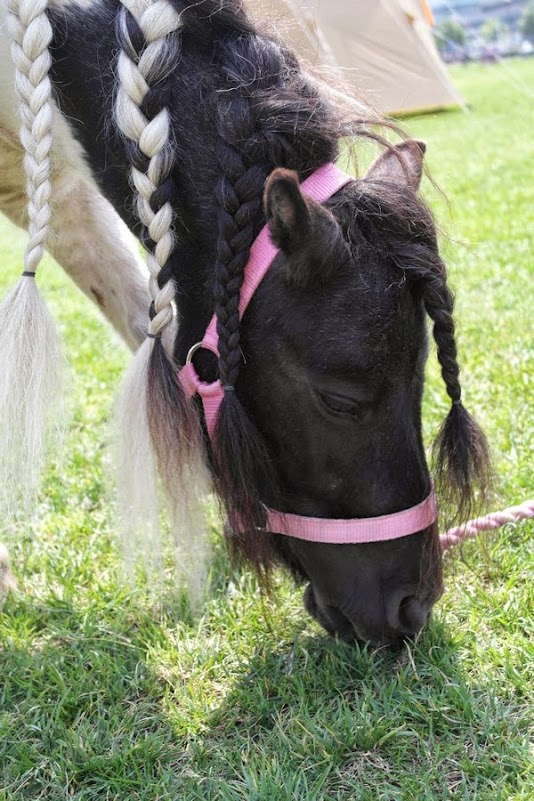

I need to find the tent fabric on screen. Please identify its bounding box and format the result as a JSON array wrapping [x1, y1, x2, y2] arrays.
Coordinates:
[[246, 0, 463, 115]]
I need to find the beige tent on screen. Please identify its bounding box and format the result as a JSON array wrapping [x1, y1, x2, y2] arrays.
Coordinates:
[[246, 0, 463, 114]]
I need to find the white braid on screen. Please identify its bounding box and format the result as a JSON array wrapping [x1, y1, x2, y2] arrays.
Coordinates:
[[115, 0, 183, 337], [114, 0, 211, 606], [7, 0, 53, 274], [0, 0, 65, 521]]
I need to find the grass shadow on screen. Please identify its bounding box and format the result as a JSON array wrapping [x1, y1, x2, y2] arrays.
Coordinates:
[[176, 617, 533, 800], [1, 569, 532, 800]]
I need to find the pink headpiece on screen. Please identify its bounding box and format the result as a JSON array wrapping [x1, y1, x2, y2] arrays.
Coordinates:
[[178, 164, 438, 544]]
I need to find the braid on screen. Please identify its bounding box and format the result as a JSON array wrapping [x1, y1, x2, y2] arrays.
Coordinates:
[[422, 276, 462, 404], [0, 0, 64, 518], [114, 0, 209, 602], [115, 0, 180, 339], [8, 0, 53, 276], [210, 46, 283, 576], [214, 99, 267, 388], [422, 273, 491, 522], [355, 184, 492, 524], [212, 33, 313, 390]]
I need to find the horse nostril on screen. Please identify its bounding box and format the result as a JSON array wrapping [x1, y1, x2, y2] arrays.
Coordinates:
[[388, 593, 429, 637]]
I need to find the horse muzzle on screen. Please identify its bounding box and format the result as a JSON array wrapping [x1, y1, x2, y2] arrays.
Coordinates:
[[303, 580, 440, 647]]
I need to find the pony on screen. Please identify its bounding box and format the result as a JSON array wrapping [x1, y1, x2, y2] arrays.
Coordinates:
[[0, 0, 490, 645]]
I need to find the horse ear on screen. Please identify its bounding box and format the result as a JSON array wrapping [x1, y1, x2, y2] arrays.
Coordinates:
[[364, 140, 426, 191], [263, 168, 311, 253], [264, 168, 348, 287]]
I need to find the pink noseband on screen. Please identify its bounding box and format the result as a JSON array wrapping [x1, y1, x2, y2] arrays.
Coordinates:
[[178, 164, 438, 544]]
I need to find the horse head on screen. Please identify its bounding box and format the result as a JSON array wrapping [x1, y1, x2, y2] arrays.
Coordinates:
[[208, 142, 490, 644]]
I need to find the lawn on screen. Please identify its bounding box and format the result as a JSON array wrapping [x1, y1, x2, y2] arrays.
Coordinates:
[[1, 60, 533, 800]]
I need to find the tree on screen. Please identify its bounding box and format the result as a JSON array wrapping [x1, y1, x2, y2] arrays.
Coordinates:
[[436, 17, 467, 52], [480, 17, 507, 44], [520, 2, 534, 43]]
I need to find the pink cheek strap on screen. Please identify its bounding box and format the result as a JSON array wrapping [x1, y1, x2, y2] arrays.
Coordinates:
[[178, 358, 222, 441]]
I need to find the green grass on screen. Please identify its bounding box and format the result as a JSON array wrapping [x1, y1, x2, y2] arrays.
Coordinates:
[[1, 60, 533, 800]]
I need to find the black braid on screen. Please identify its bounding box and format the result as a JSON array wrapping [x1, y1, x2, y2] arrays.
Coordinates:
[[423, 273, 491, 519], [422, 277, 462, 404], [207, 32, 351, 574], [404, 238, 492, 521], [348, 185, 465, 407], [209, 36, 305, 575], [213, 95, 267, 388], [212, 33, 340, 389]]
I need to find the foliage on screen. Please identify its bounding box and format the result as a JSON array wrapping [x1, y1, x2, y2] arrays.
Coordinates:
[[480, 17, 507, 44], [520, 2, 534, 42], [437, 17, 467, 51], [1, 60, 533, 800]]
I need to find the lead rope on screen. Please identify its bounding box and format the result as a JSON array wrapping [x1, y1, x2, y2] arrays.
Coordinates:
[[440, 500, 534, 551]]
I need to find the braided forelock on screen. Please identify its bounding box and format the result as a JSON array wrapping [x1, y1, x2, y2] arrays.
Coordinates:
[[421, 274, 461, 403], [211, 62, 281, 576], [114, 0, 210, 602], [422, 273, 492, 523]]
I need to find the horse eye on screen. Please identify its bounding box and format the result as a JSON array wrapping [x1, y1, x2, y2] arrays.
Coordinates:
[[319, 391, 362, 418]]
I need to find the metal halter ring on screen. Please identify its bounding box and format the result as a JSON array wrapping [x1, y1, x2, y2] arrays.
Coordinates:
[[186, 341, 220, 366], [186, 342, 207, 365]]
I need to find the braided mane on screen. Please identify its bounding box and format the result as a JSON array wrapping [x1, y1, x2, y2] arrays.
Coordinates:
[[111, 0, 367, 579], [114, 0, 209, 597]]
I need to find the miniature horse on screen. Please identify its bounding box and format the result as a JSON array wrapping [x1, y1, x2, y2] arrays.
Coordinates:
[[0, 0, 490, 645]]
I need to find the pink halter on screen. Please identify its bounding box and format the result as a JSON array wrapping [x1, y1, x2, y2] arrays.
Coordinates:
[[178, 164, 438, 544]]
